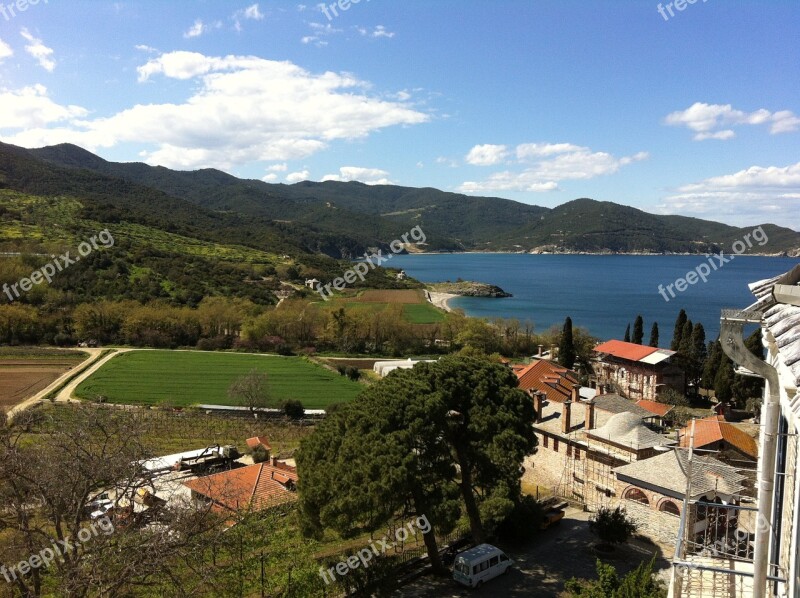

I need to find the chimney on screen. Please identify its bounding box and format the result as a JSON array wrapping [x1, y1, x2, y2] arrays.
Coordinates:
[[537, 344, 544, 358], [530, 389, 545, 423], [585, 399, 596, 430], [571, 384, 581, 403], [271, 456, 279, 467], [562, 400, 572, 434]]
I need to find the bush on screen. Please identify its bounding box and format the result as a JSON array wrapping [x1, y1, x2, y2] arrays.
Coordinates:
[[283, 400, 305, 420], [345, 366, 361, 381], [337, 365, 347, 376], [251, 444, 270, 464], [589, 506, 637, 546]]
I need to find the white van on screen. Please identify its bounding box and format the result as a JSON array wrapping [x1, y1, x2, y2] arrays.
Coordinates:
[[453, 543, 513, 588]]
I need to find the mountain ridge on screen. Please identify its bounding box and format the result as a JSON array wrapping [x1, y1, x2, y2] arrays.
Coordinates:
[[17, 142, 800, 256]]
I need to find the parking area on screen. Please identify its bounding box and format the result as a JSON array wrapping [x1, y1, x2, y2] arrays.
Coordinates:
[[394, 507, 672, 597]]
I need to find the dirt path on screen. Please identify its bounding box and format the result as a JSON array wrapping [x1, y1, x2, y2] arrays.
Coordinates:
[[6, 348, 127, 420]]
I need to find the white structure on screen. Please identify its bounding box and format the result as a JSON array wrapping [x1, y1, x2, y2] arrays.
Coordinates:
[[304, 278, 321, 290], [372, 358, 436, 377], [669, 264, 800, 597]]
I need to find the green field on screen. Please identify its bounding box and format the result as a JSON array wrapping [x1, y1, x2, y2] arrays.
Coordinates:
[[74, 351, 363, 409], [402, 303, 446, 324]]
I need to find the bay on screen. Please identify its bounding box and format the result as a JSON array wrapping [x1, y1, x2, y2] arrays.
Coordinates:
[[388, 253, 800, 342]]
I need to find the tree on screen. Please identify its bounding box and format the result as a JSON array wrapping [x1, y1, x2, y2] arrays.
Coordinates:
[[632, 315, 644, 345], [559, 317, 577, 369], [227, 369, 272, 414], [564, 558, 666, 598], [589, 506, 637, 547], [657, 387, 688, 407], [714, 351, 735, 403], [297, 356, 535, 567], [0, 407, 227, 598], [623, 323, 631, 343], [702, 340, 722, 391], [671, 309, 688, 351], [649, 322, 659, 348]]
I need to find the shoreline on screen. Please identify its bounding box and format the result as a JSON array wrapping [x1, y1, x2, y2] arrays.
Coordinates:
[[426, 291, 458, 313], [401, 251, 796, 258]]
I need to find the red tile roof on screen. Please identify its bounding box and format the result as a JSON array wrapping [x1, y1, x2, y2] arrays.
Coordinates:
[[246, 436, 272, 451], [635, 399, 674, 417], [679, 416, 758, 459], [594, 340, 659, 362], [516, 360, 579, 404], [184, 462, 298, 512]]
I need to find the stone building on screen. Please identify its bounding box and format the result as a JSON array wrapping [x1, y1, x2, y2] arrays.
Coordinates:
[[593, 339, 685, 401]]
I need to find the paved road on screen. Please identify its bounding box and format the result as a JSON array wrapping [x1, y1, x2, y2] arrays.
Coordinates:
[[394, 508, 672, 597]]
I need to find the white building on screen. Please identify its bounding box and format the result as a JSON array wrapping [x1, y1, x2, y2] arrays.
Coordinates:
[[372, 358, 436, 377]]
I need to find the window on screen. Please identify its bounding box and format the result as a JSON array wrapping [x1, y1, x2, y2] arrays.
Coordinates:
[[566, 444, 572, 457], [500, 554, 509, 562], [479, 560, 489, 572], [489, 556, 499, 566], [473, 565, 479, 575], [574, 449, 581, 461], [623, 487, 650, 505], [554, 439, 559, 453], [543, 435, 549, 448], [660, 501, 681, 516]]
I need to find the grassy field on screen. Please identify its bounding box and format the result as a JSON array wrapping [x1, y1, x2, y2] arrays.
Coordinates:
[[74, 351, 363, 409], [328, 289, 446, 324]]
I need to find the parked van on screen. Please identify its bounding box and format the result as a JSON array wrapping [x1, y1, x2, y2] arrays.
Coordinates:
[[453, 543, 513, 588]]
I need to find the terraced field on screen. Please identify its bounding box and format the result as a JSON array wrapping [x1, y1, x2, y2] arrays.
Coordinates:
[[75, 350, 363, 409]]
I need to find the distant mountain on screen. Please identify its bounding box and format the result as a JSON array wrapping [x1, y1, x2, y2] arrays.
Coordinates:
[[17, 143, 800, 256]]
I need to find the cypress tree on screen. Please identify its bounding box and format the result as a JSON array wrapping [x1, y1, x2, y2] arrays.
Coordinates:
[[649, 322, 659, 347], [671, 309, 687, 351], [623, 324, 631, 343], [632, 315, 644, 345], [559, 317, 577, 369], [702, 341, 722, 390]]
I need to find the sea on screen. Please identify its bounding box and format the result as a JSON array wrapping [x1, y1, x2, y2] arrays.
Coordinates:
[[388, 253, 800, 342]]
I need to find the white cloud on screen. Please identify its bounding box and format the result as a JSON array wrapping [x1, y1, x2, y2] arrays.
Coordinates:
[[183, 19, 221, 39], [1, 51, 429, 169], [458, 143, 648, 193], [357, 25, 395, 39], [0, 38, 13, 62], [134, 44, 158, 53], [286, 170, 310, 183], [658, 162, 800, 229], [233, 4, 265, 31], [302, 22, 342, 46], [261, 173, 279, 182], [516, 142, 583, 160], [0, 85, 87, 129], [665, 102, 800, 140], [465, 144, 508, 166], [322, 166, 393, 185], [20, 28, 55, 72], [267, 163, 288, 172]]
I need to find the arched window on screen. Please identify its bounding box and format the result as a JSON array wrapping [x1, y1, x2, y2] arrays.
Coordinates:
[[659, 501, 681, 516], [623, 487, 649, 505]]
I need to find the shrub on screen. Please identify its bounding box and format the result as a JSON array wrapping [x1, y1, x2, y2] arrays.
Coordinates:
[[496, 495, 545, 544], [345, 366, 361, 381], [283, 400, 305, 420], [589, 506, 637, 546]]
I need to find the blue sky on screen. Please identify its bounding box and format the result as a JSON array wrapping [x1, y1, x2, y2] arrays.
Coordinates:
[[1, 0, 798, 229]]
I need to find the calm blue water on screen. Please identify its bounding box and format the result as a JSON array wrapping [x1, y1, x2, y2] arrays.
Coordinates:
[[389, 254, 799, 342]]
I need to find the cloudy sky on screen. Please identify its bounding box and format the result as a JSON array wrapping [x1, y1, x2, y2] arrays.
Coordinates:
[[0, 0, 798, 229]]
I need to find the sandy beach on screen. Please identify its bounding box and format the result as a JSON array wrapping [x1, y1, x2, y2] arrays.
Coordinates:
[[426, 291, 458, 313]]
